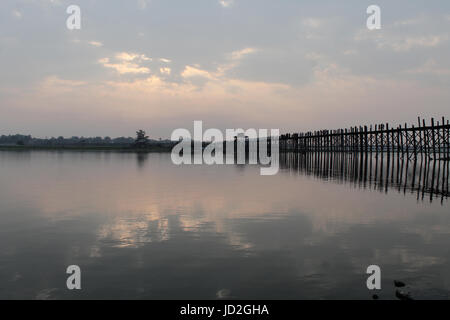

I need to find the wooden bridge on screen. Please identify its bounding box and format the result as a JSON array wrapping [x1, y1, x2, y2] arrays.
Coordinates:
[[280, 117, 450, 160]]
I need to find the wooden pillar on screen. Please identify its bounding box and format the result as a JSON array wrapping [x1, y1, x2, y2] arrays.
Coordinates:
[[380, 124, 384, 153], [364, 125, 368, 153], [445, 120, 450, 161], [423, 119, 428, 157], [431, 118, 436, 159], [374, 125, 378, 154], [385, 123, 390, 155], [442, 116, 445, 159], [417, 117, 423, 157], [405, 123, 409, 158]]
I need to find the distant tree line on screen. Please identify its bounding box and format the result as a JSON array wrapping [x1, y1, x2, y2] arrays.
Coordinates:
[[0, 133, 172, 147]]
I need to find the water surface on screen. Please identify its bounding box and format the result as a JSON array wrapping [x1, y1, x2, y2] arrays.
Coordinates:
[[0, 151, 449, 299]]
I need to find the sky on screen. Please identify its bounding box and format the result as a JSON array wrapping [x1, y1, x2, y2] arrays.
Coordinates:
[[0, 0, 449, 138]]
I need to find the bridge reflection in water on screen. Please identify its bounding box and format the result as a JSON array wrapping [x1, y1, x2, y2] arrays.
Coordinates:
[[280, 152, 449, 204]]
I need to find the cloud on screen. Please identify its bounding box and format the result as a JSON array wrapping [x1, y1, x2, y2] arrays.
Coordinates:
[[342, 49, 357, 56], [355, 29, 448, 52], [181, 65, 214, 79], [391, 35, 447, 51], [219, 0, 234, 8], [215, 47, 258, 75], [179, 48, 257, 82], [230, 47, 257, 61], [405, 59, 450, 76], [159, 58, 171, 63], [89, 41, 103, 47], [299, 17, 331, 40], [99, 58, 150, 75], [6, 50, 450, 138], [12, 10, 22, 19], [116, 52, 151, 62], [98, 52, 152, 74], [394, 35, 448, 51], [31, 59, 449, 133], [302, 18, 322, 29], [160, 67, 171, 75], [39, 76, 87, 94], [34, 0, 62, 6], [137, 0, 149, 10], [392, 17, 425, 27]]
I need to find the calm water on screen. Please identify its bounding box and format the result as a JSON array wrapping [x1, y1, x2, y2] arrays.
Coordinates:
[[0, 151, 449, 300]]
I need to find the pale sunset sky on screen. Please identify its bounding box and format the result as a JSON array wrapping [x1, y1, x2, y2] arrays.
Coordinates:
[[0, 0, 449, 138]]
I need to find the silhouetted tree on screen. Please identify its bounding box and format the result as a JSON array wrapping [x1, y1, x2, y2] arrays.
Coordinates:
[[135, 130, 149, 147]]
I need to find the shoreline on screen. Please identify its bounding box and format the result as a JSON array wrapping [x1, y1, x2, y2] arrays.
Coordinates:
[[0, 145, 174, 152]]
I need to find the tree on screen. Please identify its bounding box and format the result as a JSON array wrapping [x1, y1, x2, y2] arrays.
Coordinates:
[[135, 130, 149, 147]]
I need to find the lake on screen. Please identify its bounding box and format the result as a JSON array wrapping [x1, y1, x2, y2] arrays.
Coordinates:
[[0, 150, 449, 299]]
